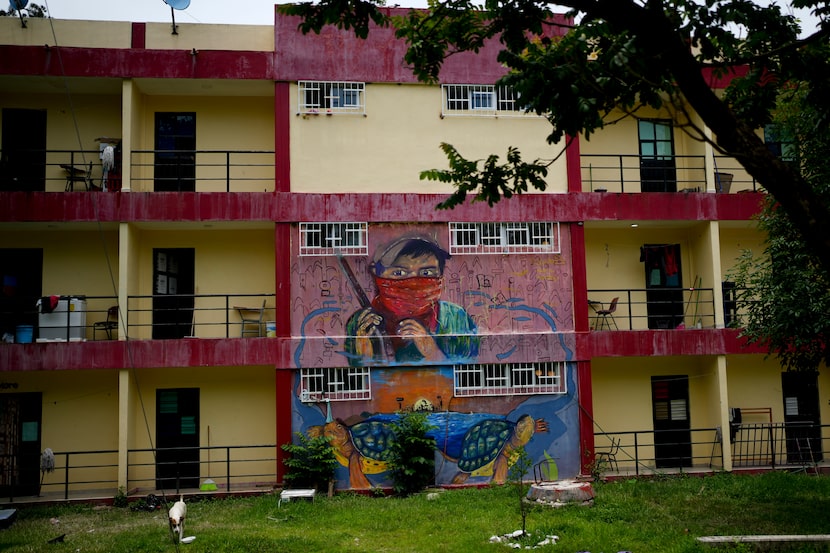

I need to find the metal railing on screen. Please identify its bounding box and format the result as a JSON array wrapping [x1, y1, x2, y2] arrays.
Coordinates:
[[593, 427, 724, 476], [125, 293, 276, 339], [0, 293, 276, 342], [130, 149, 275, 192], [595, 422, 830, 477], [2, 444, 279, 502], [586, 288, 717, 331], [581, 154, 761, 193], [0, 149, 275, 193]]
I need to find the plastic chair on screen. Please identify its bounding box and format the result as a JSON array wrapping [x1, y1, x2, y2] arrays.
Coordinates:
[[595, 297, 619, 330], [93, 306, 118, 340], [595, 437, 620, 472], [238, 299, 266, 337]]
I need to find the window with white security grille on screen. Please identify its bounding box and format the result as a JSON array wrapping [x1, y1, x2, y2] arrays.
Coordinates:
[[448, 222, 560, 254], [454, 362, 565, 397], [300, 367, 372, 402], [299, 222, 368, 256], [298, 81, 366, 115], [442, 84, 531, 117]]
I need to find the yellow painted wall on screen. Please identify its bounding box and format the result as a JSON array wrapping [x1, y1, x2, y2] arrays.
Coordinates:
[[0, 18, 132, 48], [132, 95, 275, 192], [719, 226, 764, 276], [12, 369, 121, 493], [0, 93, 122, 192], [9, 229, 119, 338], [585, 224, 712, 329], [145, 23, 274, 52], [591, 355, 720, 469], [126, 365, 277, 490], [129, 228, 275, 339], [289, 83, 568, 194]]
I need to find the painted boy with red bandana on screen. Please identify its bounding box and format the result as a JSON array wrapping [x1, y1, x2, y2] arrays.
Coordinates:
[[344, 236, 479, 365]]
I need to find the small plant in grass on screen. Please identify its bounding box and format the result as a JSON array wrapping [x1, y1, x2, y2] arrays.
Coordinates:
[[387, 410, 436, 497], [113, 486, 128, 508], [507, 445, 534, 536], [281, 432, 337, 493]]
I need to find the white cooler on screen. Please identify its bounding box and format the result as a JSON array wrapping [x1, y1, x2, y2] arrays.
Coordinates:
[[37, 296, 87, 341]]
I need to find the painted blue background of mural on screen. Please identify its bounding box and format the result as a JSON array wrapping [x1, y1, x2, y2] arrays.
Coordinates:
[[291, 365, 580, 488]]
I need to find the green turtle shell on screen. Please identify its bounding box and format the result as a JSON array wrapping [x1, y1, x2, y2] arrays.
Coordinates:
[[457, 419, 512, 472], [350, 419, 396, 462]]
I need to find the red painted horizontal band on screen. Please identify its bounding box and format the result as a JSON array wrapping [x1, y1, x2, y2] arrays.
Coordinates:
[[0, 190, 763, 224]]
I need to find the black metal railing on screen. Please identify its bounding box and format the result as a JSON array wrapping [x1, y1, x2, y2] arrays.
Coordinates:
[[586, 288, 717, 331], [2, 444, 279, 502], [1, 293, 277, 342], [593, 427, 724, 476], [581, 154, 761, 193], [0, 148, 275, 193], [130, 149, 275, 192], [125, 293, 277, 339]]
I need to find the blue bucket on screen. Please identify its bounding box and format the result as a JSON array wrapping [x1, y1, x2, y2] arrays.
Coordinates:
[[15, 325, 33, 344]]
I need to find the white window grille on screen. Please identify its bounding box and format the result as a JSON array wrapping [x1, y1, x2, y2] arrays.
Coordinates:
[[299, 222, 368, 256], [454, 362, 565, 397], [298, 81, 366, 115], [300, 367, 372, 402], [442, 84, 531, 117], [448, 222, 560, 254]]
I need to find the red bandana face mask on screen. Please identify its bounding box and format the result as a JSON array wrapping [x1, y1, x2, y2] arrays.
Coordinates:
[[372, 276, 443, 330]]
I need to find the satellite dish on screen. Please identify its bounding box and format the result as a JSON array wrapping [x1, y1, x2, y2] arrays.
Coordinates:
[[162, 0, 190, 35], [8, 0, 28, 10], [164, 0, 190, 9]]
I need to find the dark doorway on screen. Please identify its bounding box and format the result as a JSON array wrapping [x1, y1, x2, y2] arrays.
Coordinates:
[[639, 119, 677, 192], [782, 371, 823, 464], [156, 388, 200, 490], [154, 112, 196, 191], [641, 244, 684, 329], [1, 108, 47, 192], [152, 248, 195, 340], [0, 249, 43, 339], [652, 375, 692, 468], [0, 393, 43, 497]]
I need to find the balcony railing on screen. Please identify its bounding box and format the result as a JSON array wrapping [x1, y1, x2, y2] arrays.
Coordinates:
[[1, 444, 279, 503], [130, 150, 275, 192], [595, 422, 829, 477], [0, 149, 276, 193], [0, 294, 276, 343], [581, 154, 760, 193], [586, 288, 717, 331]]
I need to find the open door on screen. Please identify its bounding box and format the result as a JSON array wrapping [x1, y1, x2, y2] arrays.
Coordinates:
[[152, 248, 195, 339], [156, 388, 200, 490], [652, 375, 692, 468], [782, 371, 823, 464], [1, 108, 47, 192], [639, 119, 677, 192], [0, 393, 42, 497], [641, 244, 684, 329]]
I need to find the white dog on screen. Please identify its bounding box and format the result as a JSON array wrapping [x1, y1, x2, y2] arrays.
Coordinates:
[[168, 496, 187, 542]]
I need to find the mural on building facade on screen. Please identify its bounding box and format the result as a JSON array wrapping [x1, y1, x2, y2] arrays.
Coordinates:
[[290, 224, 579, 488]]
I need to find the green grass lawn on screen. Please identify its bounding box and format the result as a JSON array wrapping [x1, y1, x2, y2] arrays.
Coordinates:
[[3, 472, 830, 552]]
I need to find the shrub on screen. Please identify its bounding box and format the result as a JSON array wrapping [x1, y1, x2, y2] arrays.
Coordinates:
[[281, 432, 337, 493], [387, 411, 436, 497]]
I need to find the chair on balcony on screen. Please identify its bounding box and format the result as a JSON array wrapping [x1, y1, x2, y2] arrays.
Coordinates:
[[595, 437, 620, 472], [62, 161, 93, 191], [237, 300, 266, 337], [93, 306, 118, 340], [595, 297, 619, 330]]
